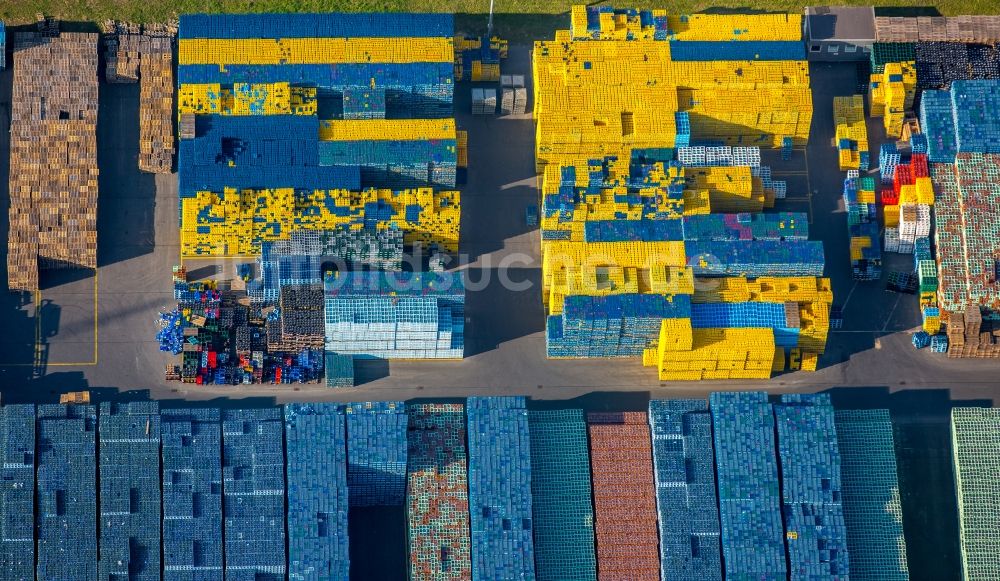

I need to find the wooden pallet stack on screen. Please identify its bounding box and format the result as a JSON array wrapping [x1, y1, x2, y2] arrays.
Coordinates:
[[7, 32, 99, 292], [102, 22, 141, 83], [138, 34, 174, 173]]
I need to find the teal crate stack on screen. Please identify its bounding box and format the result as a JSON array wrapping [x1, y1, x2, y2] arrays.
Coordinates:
[[0, 404, 35, 579], [285, 403, 350, 580], [685, 239, 825, 277], [709, 392, 787, 581], [98, 402, 162, 581], [221, 408, 286, 580], [325, 351, 356, 388], [36, 404, 99, 581], [345, 401, 408, 507], [775, 394, 850, 580], [161, 408, 224, 581], [466, 397, 536, 581], [682, 212, 809, 241], [870, 42, 915, 74], [527, 410, 598, 581], [833, 410, 909, 581], [648, 400, 722, 581]]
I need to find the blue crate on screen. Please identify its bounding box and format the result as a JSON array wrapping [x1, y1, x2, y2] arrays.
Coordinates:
[[919, 89, 958, 163], [0, 404, 35, 579], [178, 13, 454, 39], [466, 397, 536, 581], [668, 40, 806, 61], [36, 404, 99, 581], [691, 302, 799, 347], [648, 400, 723, 581], [930, 334, 949, 353], [583, 218, 684, 242], [675, 111, 691, 147], [775, 395, 851, 580], [285, 404, 350, 580], [527, 410, 597, 581], [912, 331, 931, 349], [161, 408, 224, 581], [951, 80, 1000, 155], [98, 402, 162, 581], [709, 392, 787, 581], [910, 133, 928, 154], [684, 239, 825, 277], [345, 402, 408, 507], [683, 212, 809, 242]]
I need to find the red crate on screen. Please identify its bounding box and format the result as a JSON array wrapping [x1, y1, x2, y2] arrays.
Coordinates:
[[911, 153, 929, 178], [881, 188, 899, 205]]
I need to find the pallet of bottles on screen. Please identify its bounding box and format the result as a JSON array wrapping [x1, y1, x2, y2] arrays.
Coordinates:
[[876, 16, 1000, 43], [345, 402, 408, 507], [472, 88, 497, 115]]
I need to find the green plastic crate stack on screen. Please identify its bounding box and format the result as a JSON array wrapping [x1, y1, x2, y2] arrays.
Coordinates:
[[834, 409, 910, 581], [870, 42, 916, 74], [527, 410, 598, 581], [952, 407, 1000, 581], [918, 260, 938, 293]]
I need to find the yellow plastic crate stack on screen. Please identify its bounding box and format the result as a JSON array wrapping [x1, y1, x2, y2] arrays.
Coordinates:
[[547, 265, 695, 315], [869, 61, 916, 138], [177, 37, 454, 66], [178, 82, 317, 117], [833, 95, 868, 171], [900, 177, 935, 206], [180, 187, 460, 257], [318, 118, 456, 141], [665, 13, 803, 41], [457, 130, 468, 168], [685, 166, 765, 212], [541, 240, 686, 302], [645, 324, 778, 380]]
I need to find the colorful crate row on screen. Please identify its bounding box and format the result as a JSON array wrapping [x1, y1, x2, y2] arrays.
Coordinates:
[[345, 402, 408, 507], [834, 95, 869, 171], [869, 61, 916, 139]]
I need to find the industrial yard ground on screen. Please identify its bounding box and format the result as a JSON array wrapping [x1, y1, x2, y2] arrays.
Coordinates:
[[0, 43, 991, 580]]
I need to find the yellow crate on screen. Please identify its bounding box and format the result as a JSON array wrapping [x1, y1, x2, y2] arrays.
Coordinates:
[[800, 351, 819, 371], [898, 184, 917, 205], [857, 189, 876, 204], [916, 177, 935, 205], [885, 204, 900, 227], [666, 13, 802, 41], [178, 37, 454, 66], [457, 130, 468, 168], [319, 119, 456, 141]]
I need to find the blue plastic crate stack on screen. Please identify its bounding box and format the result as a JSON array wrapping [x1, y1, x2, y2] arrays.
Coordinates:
[[668, 39, 806, 61], [774, 394, 850, 580], [221, 408, 286, 581], [466, 397, 537, 581], [526, 410, 598, 581], [647, 400, 722, 581], [684, 238, 825, 277], [880, 142, 901, 184], [682, 212, 808, 241], [325, 352, 356, 388], [284, 403, 350, 580], [161, 408, 224, 581], [675, 112, 691, 146], [709, 392, 787, 580], [98, 402, 162, 581], [920, 89, 960, 163], [345, 401, 408, 507], [0, 404, 35, 578], [844, 173, 882, 281], [834, 410, 910, 581], [324, 271, 465, 359], [35, 404, 98, 581], [0, 21, 5, 70]]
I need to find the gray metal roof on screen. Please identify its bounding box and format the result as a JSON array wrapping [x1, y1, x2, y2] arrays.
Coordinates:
[[806, 6, 876, 42]]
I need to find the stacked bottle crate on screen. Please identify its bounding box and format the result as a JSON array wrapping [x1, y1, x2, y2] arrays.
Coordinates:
[[284, 403, 350, 580], [7, 32, 100, 292], [0, 404, 35, 578], [709, 392, 787, 580], [844, 173, 882, 280], [834, 95, 869, 171], [868, 61, 916, 138], [870, 42, 915, 74], [36, 404, 99, 581], [345, 402, 408, 507], [880, 142, 901, 185], [587, 411, 660, 580], [682, 212, 808, 241], [98, 402, 162, 581], [684, 238, 825, 277], [466, 397, 536, 580], [527, 410, 598, 581], [914, 41, 1000, 91], [324, 271, 465, 359], [951, 408, 1000, 579], [920, 89, 959, 163], [774, 395, 850, 579], [406, 404, 472, 580], [221, 409, 286, 579], [454, 34, 506, 81], [834, 410, 909, 580], [648, 400, 722, 581], [161, 408, 224, 581], [0, 22, 4, 70]]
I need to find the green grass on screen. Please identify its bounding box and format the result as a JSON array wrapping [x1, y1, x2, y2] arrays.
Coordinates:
[[3, 1, 1000, 40]]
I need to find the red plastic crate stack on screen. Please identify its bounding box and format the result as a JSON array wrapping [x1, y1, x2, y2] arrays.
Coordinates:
[[587, 412, 660, 581], [881, 188, 900, 205], [893, 163, 915, 195], [911, 153, 929, 178]]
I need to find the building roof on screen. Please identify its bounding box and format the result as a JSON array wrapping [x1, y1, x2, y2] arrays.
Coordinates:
[[806, 6, 876, 42]]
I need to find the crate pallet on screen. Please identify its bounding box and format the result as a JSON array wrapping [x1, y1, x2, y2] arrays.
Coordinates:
[[648, 400, 722, 581], [284, 404, 350, 580], [466, 397, 536, 581], [775, 395, 850, 580], [139, 34, 175, 173], [104, 24, 141, 83], [161, 408, 224, 581], [682, 212, 809, 242], [527, 410, 598, 581], [406, 404, 472, 581], [876, 16, 1000, 43], [7, 33, 99, 292], [36, 404, 98, 581], [709, 392, 786, 580], [952, 408, 1000, 580], [221, 408, 286, 579], [684, 239, 825, 278], [345, 402, 408, 507], [0, 404, 35, 579], [98, 402, 162, 581], [587, 411, 660, 580]]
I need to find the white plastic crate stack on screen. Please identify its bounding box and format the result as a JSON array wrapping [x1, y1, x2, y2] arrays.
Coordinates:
[[898, 204, 931, 254], [500, 87, 515, 116], [884, 227, 901, 253], [501, 75, 527, 115], [472, 88, 497, 115]]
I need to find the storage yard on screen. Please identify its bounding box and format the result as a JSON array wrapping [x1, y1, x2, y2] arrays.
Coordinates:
[[2, 5, 1000, 581]]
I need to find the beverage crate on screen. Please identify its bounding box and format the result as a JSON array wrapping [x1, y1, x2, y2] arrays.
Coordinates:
[[527, 410, 598, 581], [180, 13, 454, 39], [951, 80, 1000, 155], [36, 404, 99, 581], [682, 212, 808, 241], [466, 397, 536, 580], [834, 410, 909, 580], [325, 352, 355, 387], [0, 404, 35, 579], [920, 90, 958, 163], [98, 402, 162, 581], [0, 22, 5, 70], [284, 403, 350, 580], [221, 409, 286, 579], [708, 392, 786, 580], [931, 334, 949, 352], [161, 408, 224, 581], [668, 40, 805, 61], [684, 239, 825, 278], [7, 33, 99, 292], [774, 395, 850, 579], [587, 411, 660, 580], [870, 42, 915, 74], [648, 400, 722, 581], [951, 408, 1000, 579], [345, 402, 408, 507], [406, 404, 472, 580]]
